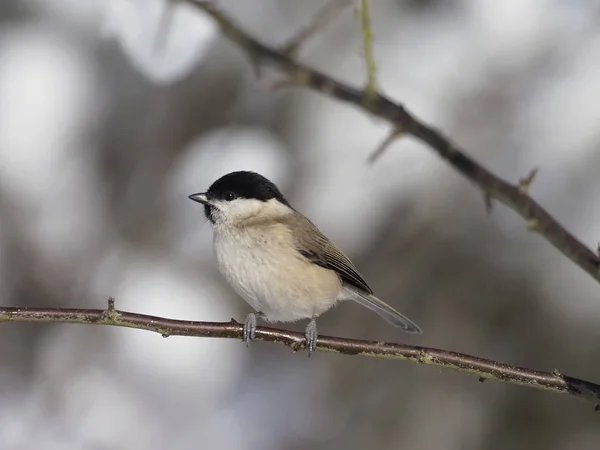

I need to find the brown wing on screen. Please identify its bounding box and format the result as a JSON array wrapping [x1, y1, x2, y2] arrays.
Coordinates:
[[287, 213, 373, 295]]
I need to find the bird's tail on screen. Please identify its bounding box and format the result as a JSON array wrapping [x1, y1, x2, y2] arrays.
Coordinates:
[[344, 287, 422, 333]]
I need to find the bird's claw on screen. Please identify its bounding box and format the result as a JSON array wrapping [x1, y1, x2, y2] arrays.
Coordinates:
[[305, 318, 318, 356], [243, 313, 258, 346]]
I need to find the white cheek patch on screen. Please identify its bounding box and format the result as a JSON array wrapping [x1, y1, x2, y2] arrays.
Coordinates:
[[231, 198, 265, 218], [211, 197, 292, 227], [213, 198, 264, 223]]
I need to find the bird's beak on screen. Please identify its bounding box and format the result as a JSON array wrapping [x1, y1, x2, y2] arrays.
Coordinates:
[[188, 192, 210, 205]]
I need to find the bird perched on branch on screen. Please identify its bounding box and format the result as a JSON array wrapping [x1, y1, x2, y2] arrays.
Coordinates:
[[189, 171, 421, 354]]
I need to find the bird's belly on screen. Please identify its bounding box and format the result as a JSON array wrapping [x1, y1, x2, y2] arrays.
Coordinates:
[[214, 235, 341, 322]]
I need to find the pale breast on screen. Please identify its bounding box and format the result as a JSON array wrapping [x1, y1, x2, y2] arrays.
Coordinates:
[[213, 223, 341, 322]]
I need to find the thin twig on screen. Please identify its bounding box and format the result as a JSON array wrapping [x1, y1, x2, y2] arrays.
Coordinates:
[[282, 0, 353, 56], [1, 302, 599, 407], [358, 0, 377, 103], [187, 0, 600, 285], [367, 127, 404, 164]]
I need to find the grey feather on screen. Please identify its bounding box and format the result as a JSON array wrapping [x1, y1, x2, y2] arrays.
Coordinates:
[[287, 213, 373, 294], [342, 285, 422, 333]]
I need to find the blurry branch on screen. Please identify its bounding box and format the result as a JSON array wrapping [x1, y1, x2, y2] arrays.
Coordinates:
[[2, 299, 600, 408], [358, 0, 377, 102], [282, 0, 353, 57], [187, 1, 600, 285]]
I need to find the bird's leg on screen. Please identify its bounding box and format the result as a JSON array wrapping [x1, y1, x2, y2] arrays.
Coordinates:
[[243, 312, 264, 346], [305, 317, 318, 356]]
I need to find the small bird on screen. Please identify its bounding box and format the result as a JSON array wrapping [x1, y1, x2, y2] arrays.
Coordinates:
[[189, 171, 421, 354]]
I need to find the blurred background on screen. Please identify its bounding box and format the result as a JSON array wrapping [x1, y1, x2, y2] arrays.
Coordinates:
[[1, 0, 600, 449]]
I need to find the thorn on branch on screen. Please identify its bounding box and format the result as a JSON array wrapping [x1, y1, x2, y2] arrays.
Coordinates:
[[101, 297, 118, 322], [518, 167, 539, 195], [281, 0, 352, 57], [367, 127, 404, 164]]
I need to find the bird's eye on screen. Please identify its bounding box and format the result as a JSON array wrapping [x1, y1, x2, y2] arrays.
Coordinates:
[[224, 192, 236, 201]]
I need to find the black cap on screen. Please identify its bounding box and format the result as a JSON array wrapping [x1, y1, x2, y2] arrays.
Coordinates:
[[206, 171, 289, 205]]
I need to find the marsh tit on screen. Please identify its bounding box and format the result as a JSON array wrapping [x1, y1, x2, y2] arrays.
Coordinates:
[[189, 171, 421, 354]]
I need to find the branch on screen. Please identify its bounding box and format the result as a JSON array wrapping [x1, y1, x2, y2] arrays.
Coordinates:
[[187, 0, 600, 285], [358, 0, 377, 102], [1, 300, 599, 408]]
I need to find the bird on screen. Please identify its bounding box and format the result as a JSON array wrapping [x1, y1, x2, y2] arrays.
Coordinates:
[[188, 171, 421, 354]]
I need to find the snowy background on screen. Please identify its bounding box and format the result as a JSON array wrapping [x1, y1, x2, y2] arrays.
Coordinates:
[[1, 0, 600, 449]]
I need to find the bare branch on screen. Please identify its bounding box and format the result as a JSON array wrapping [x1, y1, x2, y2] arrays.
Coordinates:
[[187, 0, 600, 284], [1, 302, 599, 407], [282, 0, 353, 57]]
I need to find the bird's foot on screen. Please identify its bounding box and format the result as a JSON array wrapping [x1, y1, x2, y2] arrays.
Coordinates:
[[243, 312, 262, 346], [305, 317, 318, 356]]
